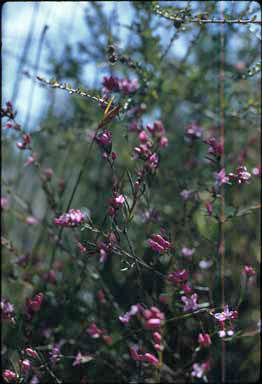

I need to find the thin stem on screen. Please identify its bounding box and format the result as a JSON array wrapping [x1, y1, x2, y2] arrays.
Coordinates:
[[220, 2, 226, 382]]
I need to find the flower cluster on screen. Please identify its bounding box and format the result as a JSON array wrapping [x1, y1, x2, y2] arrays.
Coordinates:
[[129, 345, 160, 367], [133, 120, 168, 170], [122, 305, 165, 367], [147, 233, 171, 253], [228, 166, 252, 184], [213, 305, 238, 337], [54, 209, 85, 227], [102, 76, 139, 96], [216, 166, 252, 187]]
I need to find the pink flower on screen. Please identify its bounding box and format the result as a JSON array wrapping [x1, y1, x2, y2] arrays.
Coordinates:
[[144, 353, 159, 366], [198, 333, 212, 348], [129, 345, 144, 361], [99, 248, 107, 263], [26, 216, 39, 225], [168, 269, 189, 284], [147, 234, 171, 253], [244, 265, 256, 277], [205, 201, 213, 216], [152, 332, 162, 343], [26, 293, 43, 314], [252, 166, 261, 176], [86, 323, 104, 339], [77, 241, 87, 254], [114, 194, 125, 206], [159, 136, 168, 148], [119, 304, 142, 324], [3, 369, 17, 382], [147, 153, 159, 169], [1, 197, 9, 210], [181, 293, 198, 312], [24, 348, 39, 359], [181, 284, 192, 295], [145, 318, 161, 329], [118, 78, 139, 94], [19, 359, 31, 373], [54, 209, 85, 227], [119, 312, 131, 324], [138, 130, 149, 143], [154, 343, 164, 351]]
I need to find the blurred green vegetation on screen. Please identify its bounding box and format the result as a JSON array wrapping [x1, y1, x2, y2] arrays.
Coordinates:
[[2, 2, 260, 383]]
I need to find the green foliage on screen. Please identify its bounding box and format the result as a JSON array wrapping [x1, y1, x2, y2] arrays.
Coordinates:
[[2, 1, 260, 383]]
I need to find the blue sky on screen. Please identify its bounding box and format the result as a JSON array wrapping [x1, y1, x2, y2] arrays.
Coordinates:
[[2, 1, 260, 131]]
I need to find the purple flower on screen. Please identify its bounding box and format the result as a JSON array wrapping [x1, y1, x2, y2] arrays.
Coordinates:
[[119, 304, 142, 324], [49, 343, 62, 365], [213, 305, 238, 322], [102, 76, 119, 92], [118, 78, 139, 94], [216, 168, 230, 185], [191, 361, 210, 378], [181, 247, 195, 259], [181, 293, 198, 312], [1, 298, 15, 323]]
